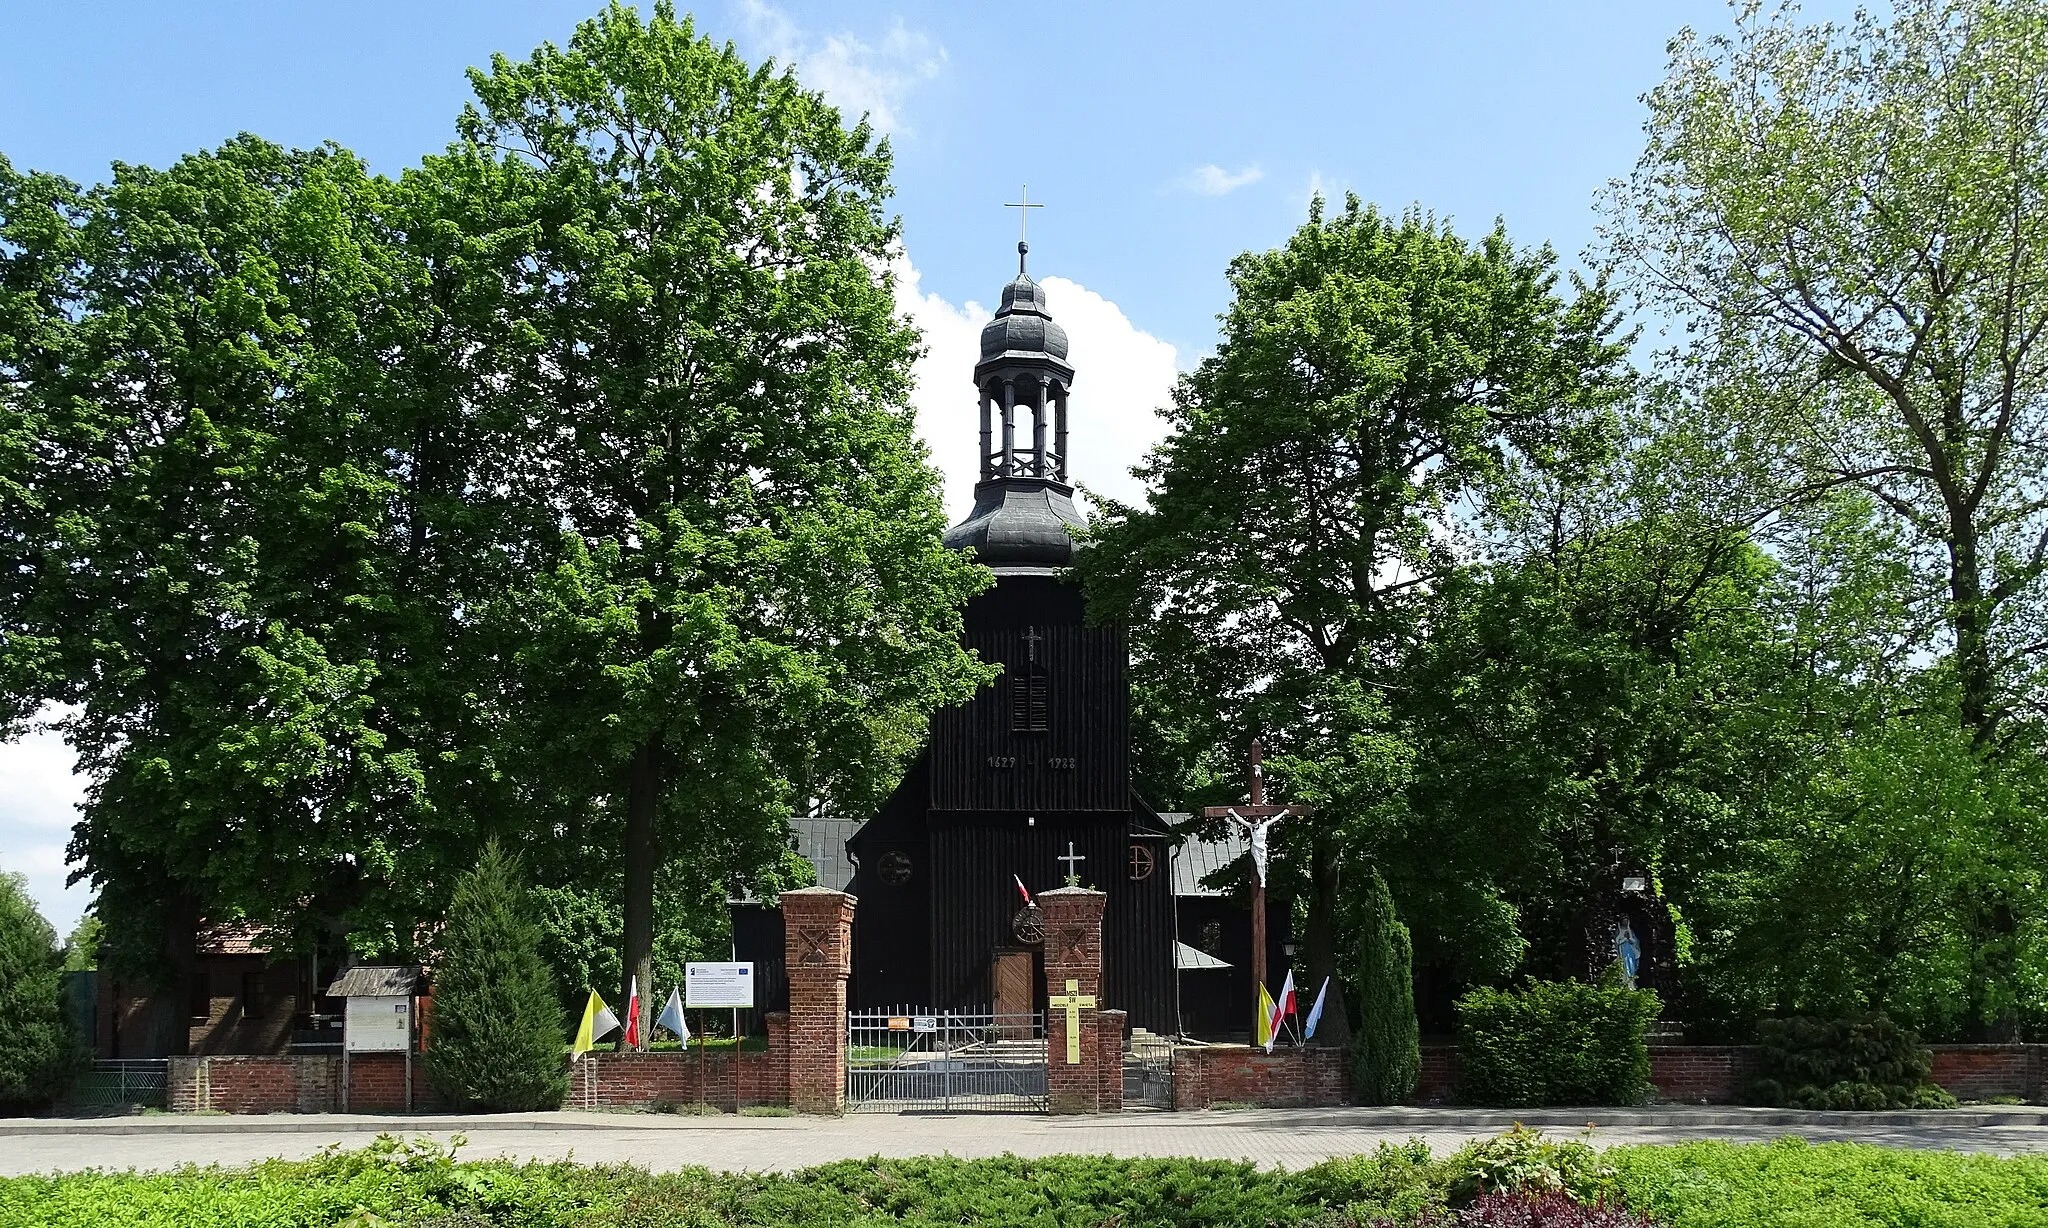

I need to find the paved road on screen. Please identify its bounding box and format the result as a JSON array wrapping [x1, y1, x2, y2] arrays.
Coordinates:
[[4, 1107, 2046, 1176]]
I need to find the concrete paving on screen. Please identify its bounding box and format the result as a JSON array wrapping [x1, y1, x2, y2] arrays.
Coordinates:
[[3, 1106, 2046, 1176]]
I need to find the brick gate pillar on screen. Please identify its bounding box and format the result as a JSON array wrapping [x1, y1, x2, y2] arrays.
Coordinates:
[[781, 887, 856, 1114], [1038, 886, 1109, 1114]]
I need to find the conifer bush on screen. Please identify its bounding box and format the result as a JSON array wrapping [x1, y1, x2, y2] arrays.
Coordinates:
[[1352, 867, 1421, 1104], [424, 843, 570, 1111], [0, 873, 84, 1112]]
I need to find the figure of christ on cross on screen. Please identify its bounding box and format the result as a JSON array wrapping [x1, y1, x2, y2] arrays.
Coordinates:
[[1200, 738, 1314, 1036], [1048, 977, 1096, 1064]]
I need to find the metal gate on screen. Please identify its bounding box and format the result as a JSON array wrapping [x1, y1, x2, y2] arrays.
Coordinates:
[[847, 1007, 1047, 1112], [65, 1059, 169, 1109]]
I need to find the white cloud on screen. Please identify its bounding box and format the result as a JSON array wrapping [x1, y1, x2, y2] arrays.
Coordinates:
[[0, 706, 89, 939], [737, 0, 946, 133], [893, 254, 1180, 521], [1179, 163, 1264, 196]]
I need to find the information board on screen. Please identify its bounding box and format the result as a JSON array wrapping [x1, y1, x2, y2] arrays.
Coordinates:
[[684, 961, 755, 1008], [345, 996, 411, 1052]]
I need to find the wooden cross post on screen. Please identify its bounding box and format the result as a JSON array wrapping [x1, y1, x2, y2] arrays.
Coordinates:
[[1201, 739, 1313, 1039], [1048, 977, 1097, 1064]]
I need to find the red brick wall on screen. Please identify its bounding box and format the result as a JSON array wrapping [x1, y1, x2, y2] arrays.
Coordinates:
[[1417, 1045, 1458, 1104], [1410, 1044, 2044, 1105], [1928, 1045, 2046, 1101], [1097, 1009, 1126, 1113], [1172, 1045, 1350, 1109], [1040, 888, 1108, 1115], [169, 1055, 338, 1113], [782, 889, 855, 1114]]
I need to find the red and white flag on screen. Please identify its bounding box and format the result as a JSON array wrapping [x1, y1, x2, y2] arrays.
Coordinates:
[[622, 975, 641, 1048], [1265, 969, 1297, 1051], [1013, 875, 1032, 905]]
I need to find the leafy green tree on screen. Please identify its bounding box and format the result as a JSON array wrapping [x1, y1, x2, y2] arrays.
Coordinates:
[[60, 915, 100, 973], [1350, 866, 1419, 1104], [0, 139, 454, 1016], [1609, 0, 2048, 751], [425, 843, 568, 1111], [1084, 196, 1631, 1042], [0, 873, 82, 1109], [417, 2, 991, 1039], [1607, 1, 2048, 1034]]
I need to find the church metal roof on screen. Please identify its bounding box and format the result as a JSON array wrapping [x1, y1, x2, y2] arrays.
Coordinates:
[[1168, 822, 1248, 898], [790, 815, 861, 892]]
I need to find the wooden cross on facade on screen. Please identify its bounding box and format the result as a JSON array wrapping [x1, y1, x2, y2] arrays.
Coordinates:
[[1048, 977, 1096, 1064], [1023, 625, 1043, 663], [1199, 738, 1314, 1022]]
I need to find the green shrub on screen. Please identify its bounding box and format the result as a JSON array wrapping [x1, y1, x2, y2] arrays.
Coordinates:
[[1455, 978, 1660, 1106], [0, 873, 85, 1112], [425, 843, 572, 1112], [1612, 1137, 2048, 1226], [1742, 1014, 1957, 1110], [1353, 867, 1422, 1104], [1443, 1125, 1619, 1205], [8, 1137, 2048, 1227]]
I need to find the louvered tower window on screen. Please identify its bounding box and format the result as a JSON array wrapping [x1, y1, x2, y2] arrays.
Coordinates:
[[1011, 669, 1049, 732]]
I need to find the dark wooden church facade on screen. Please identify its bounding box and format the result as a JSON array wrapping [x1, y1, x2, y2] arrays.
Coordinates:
[[743, 241, 1182, 1034]]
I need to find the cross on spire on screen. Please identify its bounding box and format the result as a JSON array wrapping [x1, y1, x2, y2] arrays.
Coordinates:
[[1005, 184, 1045, 273]]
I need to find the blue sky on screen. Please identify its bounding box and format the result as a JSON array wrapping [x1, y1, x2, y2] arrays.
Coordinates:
[[0, 0, 1857, 934]]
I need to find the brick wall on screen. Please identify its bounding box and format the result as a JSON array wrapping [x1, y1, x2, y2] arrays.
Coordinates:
[[170, 1055, 337, 1113], [1097, 1009, 1126, 1113], [1928, 1045, 2046, 1101], [1172, 1045, 1350, 1110], [781, 889, 855, 1114], [1039, 888, 1109, 1115], [1410, 1043, 2044, 1105]]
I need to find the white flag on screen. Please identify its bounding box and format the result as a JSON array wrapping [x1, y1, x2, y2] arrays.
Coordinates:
[[656, 986, 689, 1042], [1303, 976, 1331, 1040]]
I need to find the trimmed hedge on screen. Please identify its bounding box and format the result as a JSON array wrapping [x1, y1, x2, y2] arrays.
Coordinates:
[[1742, 1014, 1957, 1110], [1456, 978, 1661, 1107], [1612, 1138, 2048, 1227], [8, 1134, 2048, 1227]]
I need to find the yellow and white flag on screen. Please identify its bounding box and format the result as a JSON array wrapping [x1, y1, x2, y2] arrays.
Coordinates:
[[1255, 983, 1276, 1049], [573, 990, 621, 1055]]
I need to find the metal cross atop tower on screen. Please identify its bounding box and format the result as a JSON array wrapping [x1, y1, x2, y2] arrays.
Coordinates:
[[1004, 183, 1044, 242]]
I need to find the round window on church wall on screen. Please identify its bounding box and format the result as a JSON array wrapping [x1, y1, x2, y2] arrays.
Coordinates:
[[1127, 844, 1156, 881], [877, 850, 913, 887]]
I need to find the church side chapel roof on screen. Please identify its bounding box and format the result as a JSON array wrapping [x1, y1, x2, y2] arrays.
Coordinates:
[[1171, 825, 1249, 898], [793, 815, 861, 891]]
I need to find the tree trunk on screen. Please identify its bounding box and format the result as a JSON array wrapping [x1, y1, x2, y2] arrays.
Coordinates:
[[1303, 826, 1351, 1047], [163, 883, 200, 1058], [621, 734, 661, 1050]]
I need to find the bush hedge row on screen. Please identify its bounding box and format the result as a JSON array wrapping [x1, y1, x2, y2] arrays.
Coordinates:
[[5, 1134, 2046, 1227], [1455, 978, 1661, 1106]]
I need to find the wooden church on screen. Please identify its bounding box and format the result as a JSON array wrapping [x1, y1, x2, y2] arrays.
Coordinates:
[[756, 241, 1183, 1034]]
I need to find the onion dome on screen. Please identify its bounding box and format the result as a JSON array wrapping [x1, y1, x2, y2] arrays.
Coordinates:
[[978, 242, 1070, 367]]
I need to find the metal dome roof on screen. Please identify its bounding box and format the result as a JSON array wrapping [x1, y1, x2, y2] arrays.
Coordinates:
[[977, 242, 1070, 365]]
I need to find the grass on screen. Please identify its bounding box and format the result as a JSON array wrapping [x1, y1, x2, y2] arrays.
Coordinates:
[[740, 1105, 794, 1117]]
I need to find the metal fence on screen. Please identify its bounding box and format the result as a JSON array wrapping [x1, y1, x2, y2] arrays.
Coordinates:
[[1125, 1030, 1175, 1108], [65, 1059, 169, 1109], [847, 1007, 1047, 1112]]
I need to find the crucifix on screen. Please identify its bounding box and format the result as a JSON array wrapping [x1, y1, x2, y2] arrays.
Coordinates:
[[1057, 841, 1085, 883], [1023, 625, 1042, 663], [1004, 184, 1045, 273], [1048, 977, 1096, 1064], [1200, 738, 1313, 1032]]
